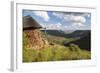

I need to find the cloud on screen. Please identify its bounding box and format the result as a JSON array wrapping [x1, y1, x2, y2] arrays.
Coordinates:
[[65, 15, 86, 23], [40, 22, 62, 30], [53, 12, 63, 19], [46, 23, 62, 29], [56, 23, 62, 28], [72, 23, 84, 27], [53, 12, 86, 23], [33, 11, 50, 21], [52, 12, 91, 30]]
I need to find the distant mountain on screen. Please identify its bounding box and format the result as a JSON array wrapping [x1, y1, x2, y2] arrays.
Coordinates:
[[58, 30, 75, 34], [64, 30, 90, 38], [41, 30, 90, 38]]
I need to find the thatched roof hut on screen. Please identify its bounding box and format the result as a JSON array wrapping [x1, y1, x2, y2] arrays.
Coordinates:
[[23, 15, 42, 30], [23, 15, 43, 50]]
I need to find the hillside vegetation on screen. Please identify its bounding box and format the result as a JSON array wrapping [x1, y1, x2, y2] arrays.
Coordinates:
[[23, 31, 91, 62]]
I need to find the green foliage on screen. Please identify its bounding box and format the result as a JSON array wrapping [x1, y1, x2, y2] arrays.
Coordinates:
[[69, 43, 81, 52], [68, 44, 91, 60], [23, 48, 39, 62], [23, 31, 91, 62], [23, 43, 91, 62], [23, 33, 29, 48]]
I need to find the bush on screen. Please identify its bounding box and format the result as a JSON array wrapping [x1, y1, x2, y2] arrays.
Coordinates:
[[23, 33, 29, 48], [68, 44, 91, 60], [38, 48, 53, 61], [69, 43, 81, 52], [23, 48, 39, 62], [23, 36, 91, 62]]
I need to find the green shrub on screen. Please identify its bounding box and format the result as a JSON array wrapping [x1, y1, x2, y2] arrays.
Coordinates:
[[23, 33, 29, 48], [23, 44, 91, 62], [38, 48, 53, 61], [68, 44, 91, 60], [23, 36, 91, 62], [69, 43, 81, 52], [23, 48, 39, 62]]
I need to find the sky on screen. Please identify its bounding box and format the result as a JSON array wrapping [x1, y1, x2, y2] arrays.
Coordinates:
[[23, 10, 91, 30]]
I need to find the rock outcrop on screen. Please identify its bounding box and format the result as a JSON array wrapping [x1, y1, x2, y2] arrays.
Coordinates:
[[24, 29, 44, 50]]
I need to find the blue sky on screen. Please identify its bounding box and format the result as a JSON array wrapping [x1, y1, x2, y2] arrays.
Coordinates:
[[23, 10, 91, 30]]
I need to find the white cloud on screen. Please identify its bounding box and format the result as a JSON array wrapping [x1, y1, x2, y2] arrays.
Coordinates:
[[53, 12, 86, 23], [70, 15, 86, 23], [33, 11, 50, 21], [72, 23, 84, 27], [52, 12, 87, 28], [56, 23, 62, 28], [47, 23, 62, 29], [53, 12, 63, 19], [40, 22, 62, 30]]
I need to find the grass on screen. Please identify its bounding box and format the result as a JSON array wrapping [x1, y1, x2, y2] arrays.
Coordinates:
[[23, 43, 91, 62], [23, 31, 91, 62]]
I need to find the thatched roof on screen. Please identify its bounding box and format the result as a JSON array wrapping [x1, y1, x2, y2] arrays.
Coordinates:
[[23, 15, 42, 30]]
